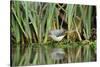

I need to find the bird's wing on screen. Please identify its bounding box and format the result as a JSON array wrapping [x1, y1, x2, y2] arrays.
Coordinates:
[[50, 29, 65, 37]]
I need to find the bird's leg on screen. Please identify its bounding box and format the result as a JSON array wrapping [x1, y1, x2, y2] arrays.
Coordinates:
[[58, 41, 60, 45], [58, 41, 61, 45]]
